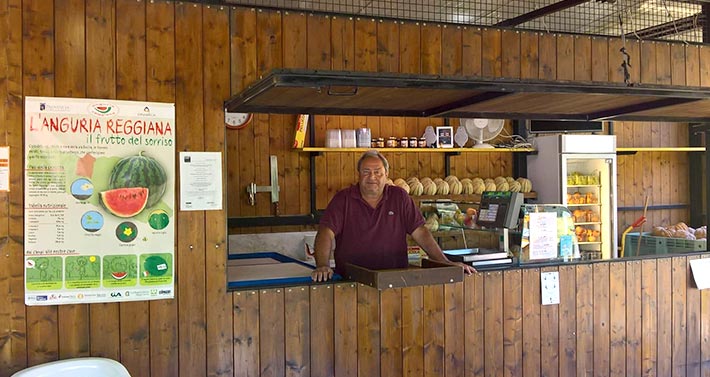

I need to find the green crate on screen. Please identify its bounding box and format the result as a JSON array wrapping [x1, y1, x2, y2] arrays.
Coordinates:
[[624, 232, 707, 256]]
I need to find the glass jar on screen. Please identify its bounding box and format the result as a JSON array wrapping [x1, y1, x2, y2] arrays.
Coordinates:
[[408, 137, 418, 148], [376, 138, 385, 148], [418, 137, 427, 148], [386, 137, 398, 148], [399, 137, 409, 148]]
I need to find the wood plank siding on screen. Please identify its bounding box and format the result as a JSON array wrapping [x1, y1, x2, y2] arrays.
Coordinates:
[[0, 2, 706, 376]]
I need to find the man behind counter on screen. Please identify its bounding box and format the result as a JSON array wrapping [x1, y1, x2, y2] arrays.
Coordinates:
[[311, 150, 476, 282]]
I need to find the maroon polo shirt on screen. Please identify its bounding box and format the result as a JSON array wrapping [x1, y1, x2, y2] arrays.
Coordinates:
[[319, 184, 425, 276]]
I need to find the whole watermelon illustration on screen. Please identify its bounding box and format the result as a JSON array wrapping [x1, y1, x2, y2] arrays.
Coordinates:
[[108, 152, 167, 208]]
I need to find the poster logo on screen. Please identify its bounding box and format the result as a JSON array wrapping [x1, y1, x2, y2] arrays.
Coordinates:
[[89, 103, 118, 116]]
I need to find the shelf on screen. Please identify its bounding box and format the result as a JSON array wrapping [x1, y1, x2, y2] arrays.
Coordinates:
[[414, 193, 537, 202], [297, 147, 536, 153], [578, 241, 602, 245], [567, 184, 601, 188], [567, 203, 601, 207], [616, 147, 705, 152]]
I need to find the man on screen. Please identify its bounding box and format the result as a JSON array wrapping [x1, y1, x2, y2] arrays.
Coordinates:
[[311, 150, 476, 282]]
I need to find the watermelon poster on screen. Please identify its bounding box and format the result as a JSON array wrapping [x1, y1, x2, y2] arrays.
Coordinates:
[[23, 97, 175, 305]]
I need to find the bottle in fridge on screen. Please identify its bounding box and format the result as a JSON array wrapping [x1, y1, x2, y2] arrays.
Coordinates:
[[527, 134, 618, 259]]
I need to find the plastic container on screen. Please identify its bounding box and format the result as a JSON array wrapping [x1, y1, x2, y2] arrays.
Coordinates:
[[356, 128, 371, 148], [341, 129, 356, 148], [325, 129, 342, 148]]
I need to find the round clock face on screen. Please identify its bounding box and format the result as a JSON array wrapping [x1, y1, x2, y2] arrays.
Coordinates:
[[225, 111, 253, 129]]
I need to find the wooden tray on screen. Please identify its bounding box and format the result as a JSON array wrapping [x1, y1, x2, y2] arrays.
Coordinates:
[[345, 259, 463, 289]]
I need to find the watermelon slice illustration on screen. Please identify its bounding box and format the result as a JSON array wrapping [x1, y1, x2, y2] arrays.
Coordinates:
[[94, 105, 112, 114], [111, 271, 128, 280]]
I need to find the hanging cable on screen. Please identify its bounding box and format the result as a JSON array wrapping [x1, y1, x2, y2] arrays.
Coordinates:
[[617, 0, 632, 86]]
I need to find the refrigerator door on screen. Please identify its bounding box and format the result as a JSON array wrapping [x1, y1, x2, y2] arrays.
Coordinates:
[[562, 154, 618, 259]]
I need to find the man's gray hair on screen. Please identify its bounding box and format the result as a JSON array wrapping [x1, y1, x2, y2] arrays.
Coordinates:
[[357, 150, 389, 173]]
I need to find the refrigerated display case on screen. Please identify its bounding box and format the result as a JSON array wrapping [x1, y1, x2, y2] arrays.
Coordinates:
[[527, 135, 618, 259]]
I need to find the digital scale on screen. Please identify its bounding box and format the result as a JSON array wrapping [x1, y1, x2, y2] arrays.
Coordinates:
[[476, 191, 524, 229]]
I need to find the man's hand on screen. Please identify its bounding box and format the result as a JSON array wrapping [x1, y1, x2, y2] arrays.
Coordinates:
[[455, 261, 476, 275], [311, 266, 334, 282]]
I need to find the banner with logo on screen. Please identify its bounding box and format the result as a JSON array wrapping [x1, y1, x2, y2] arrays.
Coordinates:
[[24, 97, 175, 305]]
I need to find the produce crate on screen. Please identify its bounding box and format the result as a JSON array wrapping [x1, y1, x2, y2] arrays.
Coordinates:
[[624, 232, 707, 256]]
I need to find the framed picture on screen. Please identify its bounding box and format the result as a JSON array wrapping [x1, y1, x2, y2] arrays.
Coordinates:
[[436, 126, 454, 148]]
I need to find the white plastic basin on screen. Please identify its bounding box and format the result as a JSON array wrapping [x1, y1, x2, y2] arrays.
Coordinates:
[[11, 357, 131, 377]]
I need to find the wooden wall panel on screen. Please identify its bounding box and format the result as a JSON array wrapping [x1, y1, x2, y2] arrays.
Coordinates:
[[381, 288, 403, 377], [686, 256, 702, 377], [311, 284, 335, 377], [145, 3, 179, 376], [203, 5, 233, 377], [402, 286, 424, 377], [501, 30, 520, 79], [444, 282, 464, 376], [260, 289, 285, 377], [85, 0, 121, 361], [609, 262, 626, 377], [574, 36, 592, 81], [575, 264, 594, 376], [641, 260, 658, 376], [285, 287, 310, 377], [54, 0, 89, 360], [334, 283, 358, 377], [520, 31, 538, 80], [593, 263, 610, 377], [520, 268, 536, 376], [484, 271, 503, 377], [357, 285, 380, 377], [539, 267, 558, 377], [175, 4, 207, 377], [0, 0, 25, 374], [423, 284, 444, 377], [591, 36, 608, 82], [115, 1, 151, 374], [234, 290, 260, 377], [23, 0, 58, 367], [481, 28, 501, 78], [465, 271, 484, 377]]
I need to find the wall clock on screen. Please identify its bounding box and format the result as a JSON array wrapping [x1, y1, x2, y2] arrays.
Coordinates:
[[225, 111, 253, 130]]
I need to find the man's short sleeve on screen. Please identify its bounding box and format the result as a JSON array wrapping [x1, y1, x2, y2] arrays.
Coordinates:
[[319, 189, 347, 236]]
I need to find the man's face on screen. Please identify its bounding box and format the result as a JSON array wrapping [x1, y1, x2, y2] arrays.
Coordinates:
[[358, 156, 388, 197]]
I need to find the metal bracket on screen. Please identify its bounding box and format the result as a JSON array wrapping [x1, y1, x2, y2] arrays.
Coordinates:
[[246, 155, 280, 208]]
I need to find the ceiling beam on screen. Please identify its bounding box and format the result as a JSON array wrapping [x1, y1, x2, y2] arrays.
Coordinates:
[[494, 0, 589, 28], [626, 13, 705, 39]]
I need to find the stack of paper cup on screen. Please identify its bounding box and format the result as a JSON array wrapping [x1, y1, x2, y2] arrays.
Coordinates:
[[356, 128, 371, 148], [341, 129, 356, 148], [325, 129, 342, 148]]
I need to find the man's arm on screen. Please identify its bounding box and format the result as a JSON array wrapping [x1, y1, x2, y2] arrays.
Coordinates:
[[410, 225, 476, 275], [311, 225, 335, 281]]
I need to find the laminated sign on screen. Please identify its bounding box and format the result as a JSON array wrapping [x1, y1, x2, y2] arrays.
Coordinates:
[[23, 97, 176, 305]]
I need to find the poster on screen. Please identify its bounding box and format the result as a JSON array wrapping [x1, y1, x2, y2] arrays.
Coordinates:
[[24, 97, 175, 305], [179, 152, 223, 211]]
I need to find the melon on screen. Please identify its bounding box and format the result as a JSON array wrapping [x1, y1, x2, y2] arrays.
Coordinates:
[[109, 152, 167, 208], [100, 187, 149, 218]]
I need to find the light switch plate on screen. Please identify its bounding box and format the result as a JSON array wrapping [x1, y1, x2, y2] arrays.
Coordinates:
[[541, 271, 560, 305]]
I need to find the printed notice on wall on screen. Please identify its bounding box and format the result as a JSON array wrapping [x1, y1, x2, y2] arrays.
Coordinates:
[[528, 212, 558, 260], [23, 97, 175, 306], [179, 151, 223, 211], [0, 146, 9, 191]]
